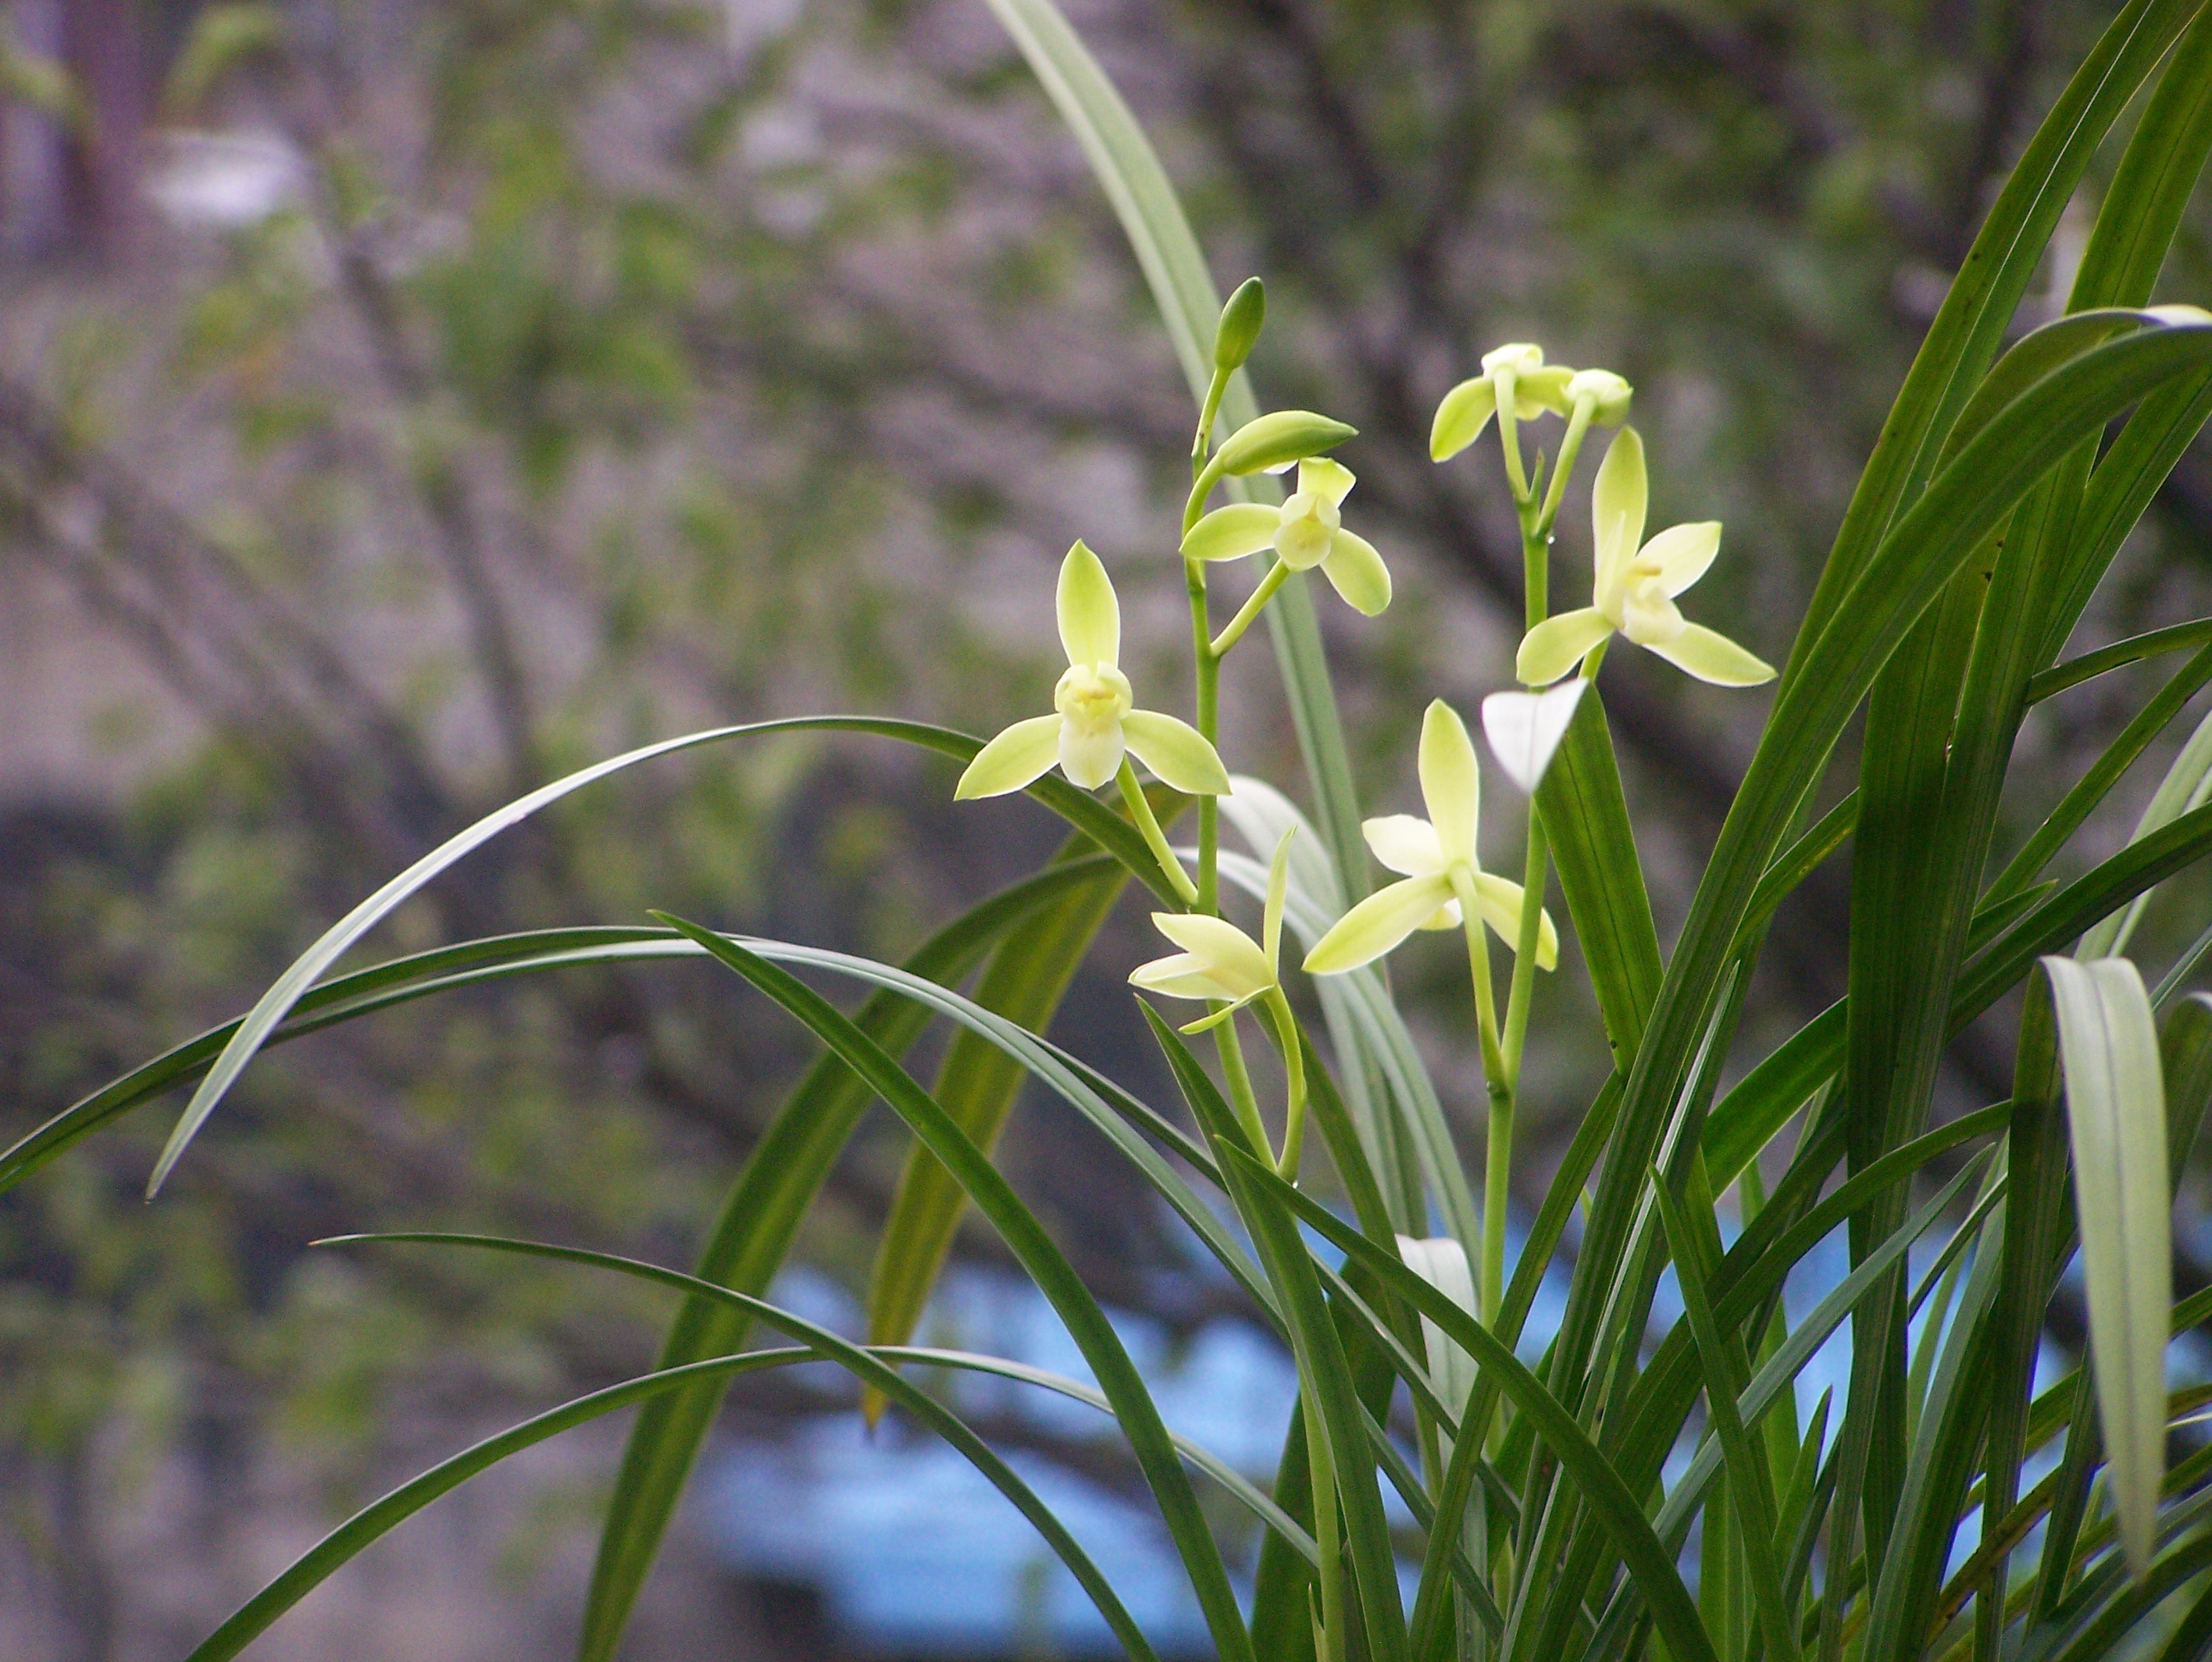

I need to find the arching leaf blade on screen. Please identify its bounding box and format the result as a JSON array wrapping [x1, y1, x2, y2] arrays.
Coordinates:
[[577, 856, 1115, 1660], [2044, 955, 2171, 1578], [145, 714, 1177, 1197], [658, 916, 1257, 1662]]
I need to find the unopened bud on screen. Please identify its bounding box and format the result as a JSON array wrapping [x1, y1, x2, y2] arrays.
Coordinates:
[[1214, 409, 1356, 476], [1214, 277, 1266, 372]]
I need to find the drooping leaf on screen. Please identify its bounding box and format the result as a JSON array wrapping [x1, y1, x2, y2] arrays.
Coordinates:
[[2043, 955, 2171, 1578]]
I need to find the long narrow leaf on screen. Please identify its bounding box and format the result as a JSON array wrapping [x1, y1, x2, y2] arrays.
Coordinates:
[[659, 918, 1256, 1662], [581, 854, 1116, 1655], [2044, 955, 2171, 1577], [146, 715, 1172, 1196], [1222, 1145, 1720, 1662]]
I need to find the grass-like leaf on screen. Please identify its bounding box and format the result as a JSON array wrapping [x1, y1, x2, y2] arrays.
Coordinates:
[[579, 851, 1121, 1657], [865, 844, 1130, 1407], [658, 916, 1257, 1662], [2043, 956, 2171, 1578], [144, 715, 1175, 1198]]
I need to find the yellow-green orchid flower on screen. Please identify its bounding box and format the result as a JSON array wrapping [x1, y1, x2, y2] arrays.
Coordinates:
[[956, 541, 1230, 800], [1515, 427, 1775, 690], [1180, 458, 1392, 619], [1429, 343, 1576, 462], [1131, 829, 1309, 1175], [1303, 701, 1557, 975], [1129, 827, 1293, 1028]]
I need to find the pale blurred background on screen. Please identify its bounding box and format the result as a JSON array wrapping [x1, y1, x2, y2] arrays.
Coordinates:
[[5, 1, 2212, 1657]]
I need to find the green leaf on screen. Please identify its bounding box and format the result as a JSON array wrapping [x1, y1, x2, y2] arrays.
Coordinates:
[[2026, 618, 2212, 704], [187, 1349, 812, 1662], [580, 855, 1115, 1659], [659, 917, 1256, 1662], [1223, 1145, 1720, 1662], [1572, 319, 2212, 1508], [1215, 1144, 1409, 1662], [1535, 686, 1663, 1068], [1779, 0, 2203, 678], [865, 843, 1131, 1399], [201, 1232, 1173, 1662], [1650, 1176, 1799, 1662], [2078, 703, 2212, 958], [144, 714, 1176, 1198], [2160, 992, 2212, 1175], [2043, 955, 2171, 1578]]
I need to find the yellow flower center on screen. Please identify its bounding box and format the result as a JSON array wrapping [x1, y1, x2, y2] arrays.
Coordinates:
[[1054, 662, 1133, 732], [1274, 491, 1340, 570]]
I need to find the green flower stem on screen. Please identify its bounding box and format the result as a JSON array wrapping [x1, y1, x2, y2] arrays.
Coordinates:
[[1210, 558, 1291, 658], [1449, 866, 1513, 1331], [1261, 989, 1309, 1180], [1186, 555, 1222, 914], [1193, 367, 1229, 476], [1502, 490, 1555, 1090], [1500, 811, 1549, 1087], [1536, 395, 1598, 534], [1212, 1015, 1273, 1164], [1116, 760, 1198, 905], [1494, 367, 1529, 501]]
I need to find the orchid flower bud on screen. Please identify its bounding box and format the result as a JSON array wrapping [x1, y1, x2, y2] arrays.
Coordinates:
[[1214, 277, 1266, 372]]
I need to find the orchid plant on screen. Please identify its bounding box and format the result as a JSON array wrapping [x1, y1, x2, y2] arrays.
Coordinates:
[[25, 4, 2212, 1661]]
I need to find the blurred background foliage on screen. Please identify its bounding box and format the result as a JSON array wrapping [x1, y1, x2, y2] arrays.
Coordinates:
[[3, 0, 2212, 1655]]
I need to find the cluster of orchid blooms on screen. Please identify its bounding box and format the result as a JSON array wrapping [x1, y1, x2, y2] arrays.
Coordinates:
[[951, 280, 1772, 1259]]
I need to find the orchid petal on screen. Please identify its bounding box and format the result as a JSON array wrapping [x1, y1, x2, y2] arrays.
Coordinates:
[[1643, 622, 1776, 687], [1621, 585, 1686, 647], [1418, 700, 1482, 868], [1120, 710, 1231, 796], [1058, 716, 1126, 791], [1304, 873, 1456, 973], [1182, 504, 1283, 564], [1056, 540, 1120, 669], [1592, 427, 1647, 607], [1149, 912, 1274, 999], [1416, 897, 1465, 930], [1430, 376, 1497, 462], [1472, 870, 1558, 969], [1128, 952, 1234, 1001], [1515, 608, 1613, 688], [1297, 456, 1356, 507], [1481, 679, 1587, 794], [1641, 520, 1722, 597], [1362, 813, 1446, 878], [1320, 529, 1392, 616], [1516, 363, 1576, 416], [954, 714, 1064, 800]]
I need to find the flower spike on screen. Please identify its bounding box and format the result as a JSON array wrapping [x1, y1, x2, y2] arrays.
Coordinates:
[[1515, 427, 1775, 690], [1304, 701, 1557, 975], [956, 542, 1231, 800]]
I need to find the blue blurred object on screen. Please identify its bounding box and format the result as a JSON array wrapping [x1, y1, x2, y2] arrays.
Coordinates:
[[696, 1266, 1296, 1657]]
